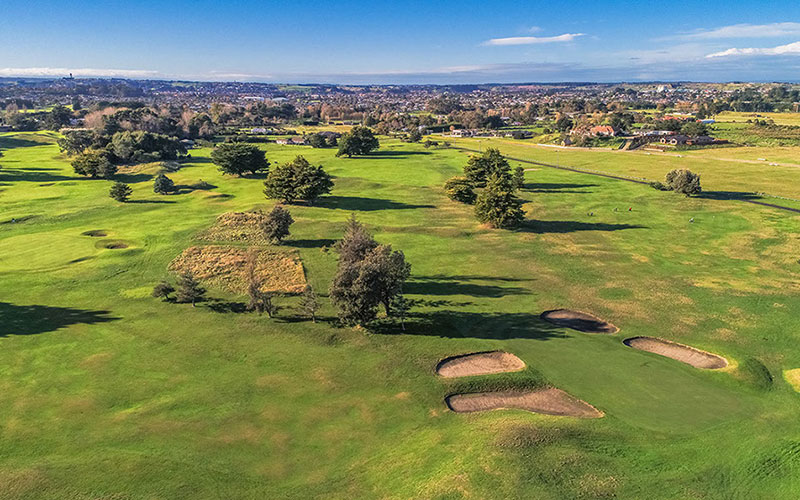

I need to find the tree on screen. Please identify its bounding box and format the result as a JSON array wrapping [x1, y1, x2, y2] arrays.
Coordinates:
[[393, 295, 411, 331], [211, 143, 270, 176], [308, 133, 328, 148], [512, 166, 525, 190], [463, 148, 511, 187], [44, 105, 72, 130], [444, 176, 477, 204], [152, 281, 175, 301], [299, 285, 321, 323], [555, 115, 573, 132], [680, 121, 710, 137], [153, 173, 175, 194], [336, 126, 379, 157], [71, 148, 116, 178], [408, 129, 422, 142], [245, 262, 278, 317], [330, 217, 410, 326], [58, 129, 101, 155], [261, 205, 294, 244], [263, 155, 333, 204], [665, 169, 702, 196], [109, 182, 132, 202], [176, 272, 206, 306], [475, 173, 525, 229]]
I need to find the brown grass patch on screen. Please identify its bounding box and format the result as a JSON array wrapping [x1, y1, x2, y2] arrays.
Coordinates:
[[436, 351, 525, 378], [446, 388, 603, 418], [169, 245, 307, 294], [198, 211, 269, 243]]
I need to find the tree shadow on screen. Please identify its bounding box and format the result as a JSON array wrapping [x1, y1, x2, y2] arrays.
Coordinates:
[[1, 215, 39, 225], [114, 173, 153, 184], [405, 276, 530, 298], [696, 190, 761, 201], [315, 195, 435, 211], [0, 137, 47, 148], [287, 238, 337, 248], [518, 220, 646, 234], [206, 300, 247, 313], [371, 310, 565, 340], [524, 182, 598, 193], [0, 302, 119, 337], [0, 169, 77, 183]]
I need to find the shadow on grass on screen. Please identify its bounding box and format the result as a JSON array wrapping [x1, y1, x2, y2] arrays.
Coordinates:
[[371, 310, 565, 340], [405, 276, 531, 298], [0, 136, 49, 148], [696, 190, 761, 201], [207, 300, 248, 313], [287, 238, 337, 248], [316, 195, 435, 211], [0, 302, 119, 337], [518, 219, 646, 234], [0, 169, 77, 183], [114, 173, 153, 184], [127, 199, 176, 204]]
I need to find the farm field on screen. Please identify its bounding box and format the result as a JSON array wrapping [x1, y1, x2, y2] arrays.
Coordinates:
[[2, 132, 800, 499]]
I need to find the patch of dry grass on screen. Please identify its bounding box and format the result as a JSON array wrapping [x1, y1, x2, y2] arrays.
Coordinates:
[[197, 212, 270, 244], [169, 245, 306, 294]]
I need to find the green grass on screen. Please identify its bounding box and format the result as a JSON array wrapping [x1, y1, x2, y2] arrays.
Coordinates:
[[2, 132, 800, 498]]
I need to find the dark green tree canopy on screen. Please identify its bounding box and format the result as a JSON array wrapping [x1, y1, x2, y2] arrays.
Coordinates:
[[71, 148, 117, 178], [261, 205, 294, 244], [263, 155, 333, 204], [665, 168, 702, 196], [153, 173, 175, 194], [463, 148, 511, 187], [444, 176, 477, 204], [336, 126, 379, 157], [211, 143, 270, 176], [109, 182, 132, 202], [474, 172, 525, 229]]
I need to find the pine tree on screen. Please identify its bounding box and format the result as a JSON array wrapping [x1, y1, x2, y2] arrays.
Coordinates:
[[109, 181, 132, 202], [176, 272, 206, 306], [299, 285, 321, 323], [153, 173, 175, 194]]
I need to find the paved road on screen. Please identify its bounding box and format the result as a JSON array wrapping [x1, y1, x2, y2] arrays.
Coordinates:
[[454, 146, 800, 215]]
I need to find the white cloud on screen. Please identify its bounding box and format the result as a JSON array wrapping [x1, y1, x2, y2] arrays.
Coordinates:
[[706, 40, 800, 58], [483, 33, 584, 46], [679, 22, 800, 40], [0, 67, 160, 78]]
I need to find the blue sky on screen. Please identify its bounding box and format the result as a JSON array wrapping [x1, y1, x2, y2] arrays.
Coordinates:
[[2, 0, 800, 83]]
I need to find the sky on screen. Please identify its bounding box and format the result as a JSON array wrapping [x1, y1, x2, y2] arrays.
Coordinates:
[[2, 0, 800, 84]]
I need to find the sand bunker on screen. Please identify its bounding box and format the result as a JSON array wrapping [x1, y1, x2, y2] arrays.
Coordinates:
[[169, 245, 307, 294], [541, 309, 618, 334], [623, 336, 727, 369], [446, 388, 602, 418], [102, 241, 129, 249], [436, 351, 525, 378], [82, 230, 107, 237]]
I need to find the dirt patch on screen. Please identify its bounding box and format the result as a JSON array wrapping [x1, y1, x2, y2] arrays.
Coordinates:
[[436, 351, 525, 378], [446, 388, 603, 418], [169, 245, 307, 294], [541, 309, 618, 334], [623, 336, 727, 369], [81, 230, 107, 237], [783, 369, 800, 392], [197, 211, 268, 243]]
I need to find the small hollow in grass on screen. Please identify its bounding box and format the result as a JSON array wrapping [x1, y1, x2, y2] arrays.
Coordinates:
[[541, 309, 618, 334], [446, 388, 603, 418], [436, 351, 525, 378], [81, 230, 108, 237], [623, 336, 727, 369], [96, 239, 130, 250]]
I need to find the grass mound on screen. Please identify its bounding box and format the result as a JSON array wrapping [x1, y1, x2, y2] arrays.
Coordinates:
[[623, 336, 728, 369], [541, 309, 618, 334], [445, 388, 603, 418], [198, 211, 269, 243], [169, 245, 306, 294], [436, 351, 525, 378], [736, 357, 773, 391]]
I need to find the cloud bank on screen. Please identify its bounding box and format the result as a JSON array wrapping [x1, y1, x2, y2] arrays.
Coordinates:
[[0, 67, 160, 78], [679, 22, 800, 40], [706, 41, 800, 58], [483, 33, 584, 46]]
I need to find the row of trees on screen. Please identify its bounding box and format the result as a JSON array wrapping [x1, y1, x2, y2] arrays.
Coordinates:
[[444, 148, 526, 229]]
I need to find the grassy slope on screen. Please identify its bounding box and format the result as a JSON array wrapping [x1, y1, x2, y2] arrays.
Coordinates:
[[1, 133, 800, 499]]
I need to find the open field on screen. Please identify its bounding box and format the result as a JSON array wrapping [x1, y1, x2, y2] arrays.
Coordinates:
[[2, 132, 800, 498]]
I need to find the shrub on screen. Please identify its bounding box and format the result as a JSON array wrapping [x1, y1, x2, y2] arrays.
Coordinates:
[[153, 173, 175, 194], [152, 281, 175, 301], [665, 168, 701, 196], [109, 182, 132, 202], [263, 155, 333, 204], [444, 176, 476, 204], [649, 181, 669, 191]]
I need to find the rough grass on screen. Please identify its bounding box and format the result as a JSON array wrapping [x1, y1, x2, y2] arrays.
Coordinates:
[[2, 131, 800, 498]]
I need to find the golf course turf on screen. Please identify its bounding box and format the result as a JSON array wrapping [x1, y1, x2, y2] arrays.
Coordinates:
[[2, 131, 800, 498]]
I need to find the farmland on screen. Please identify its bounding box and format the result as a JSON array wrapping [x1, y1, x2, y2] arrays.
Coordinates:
[[2, 130, 800, 499]]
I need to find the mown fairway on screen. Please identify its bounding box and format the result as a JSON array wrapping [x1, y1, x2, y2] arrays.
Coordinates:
[[2, 132, 800, 499]]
